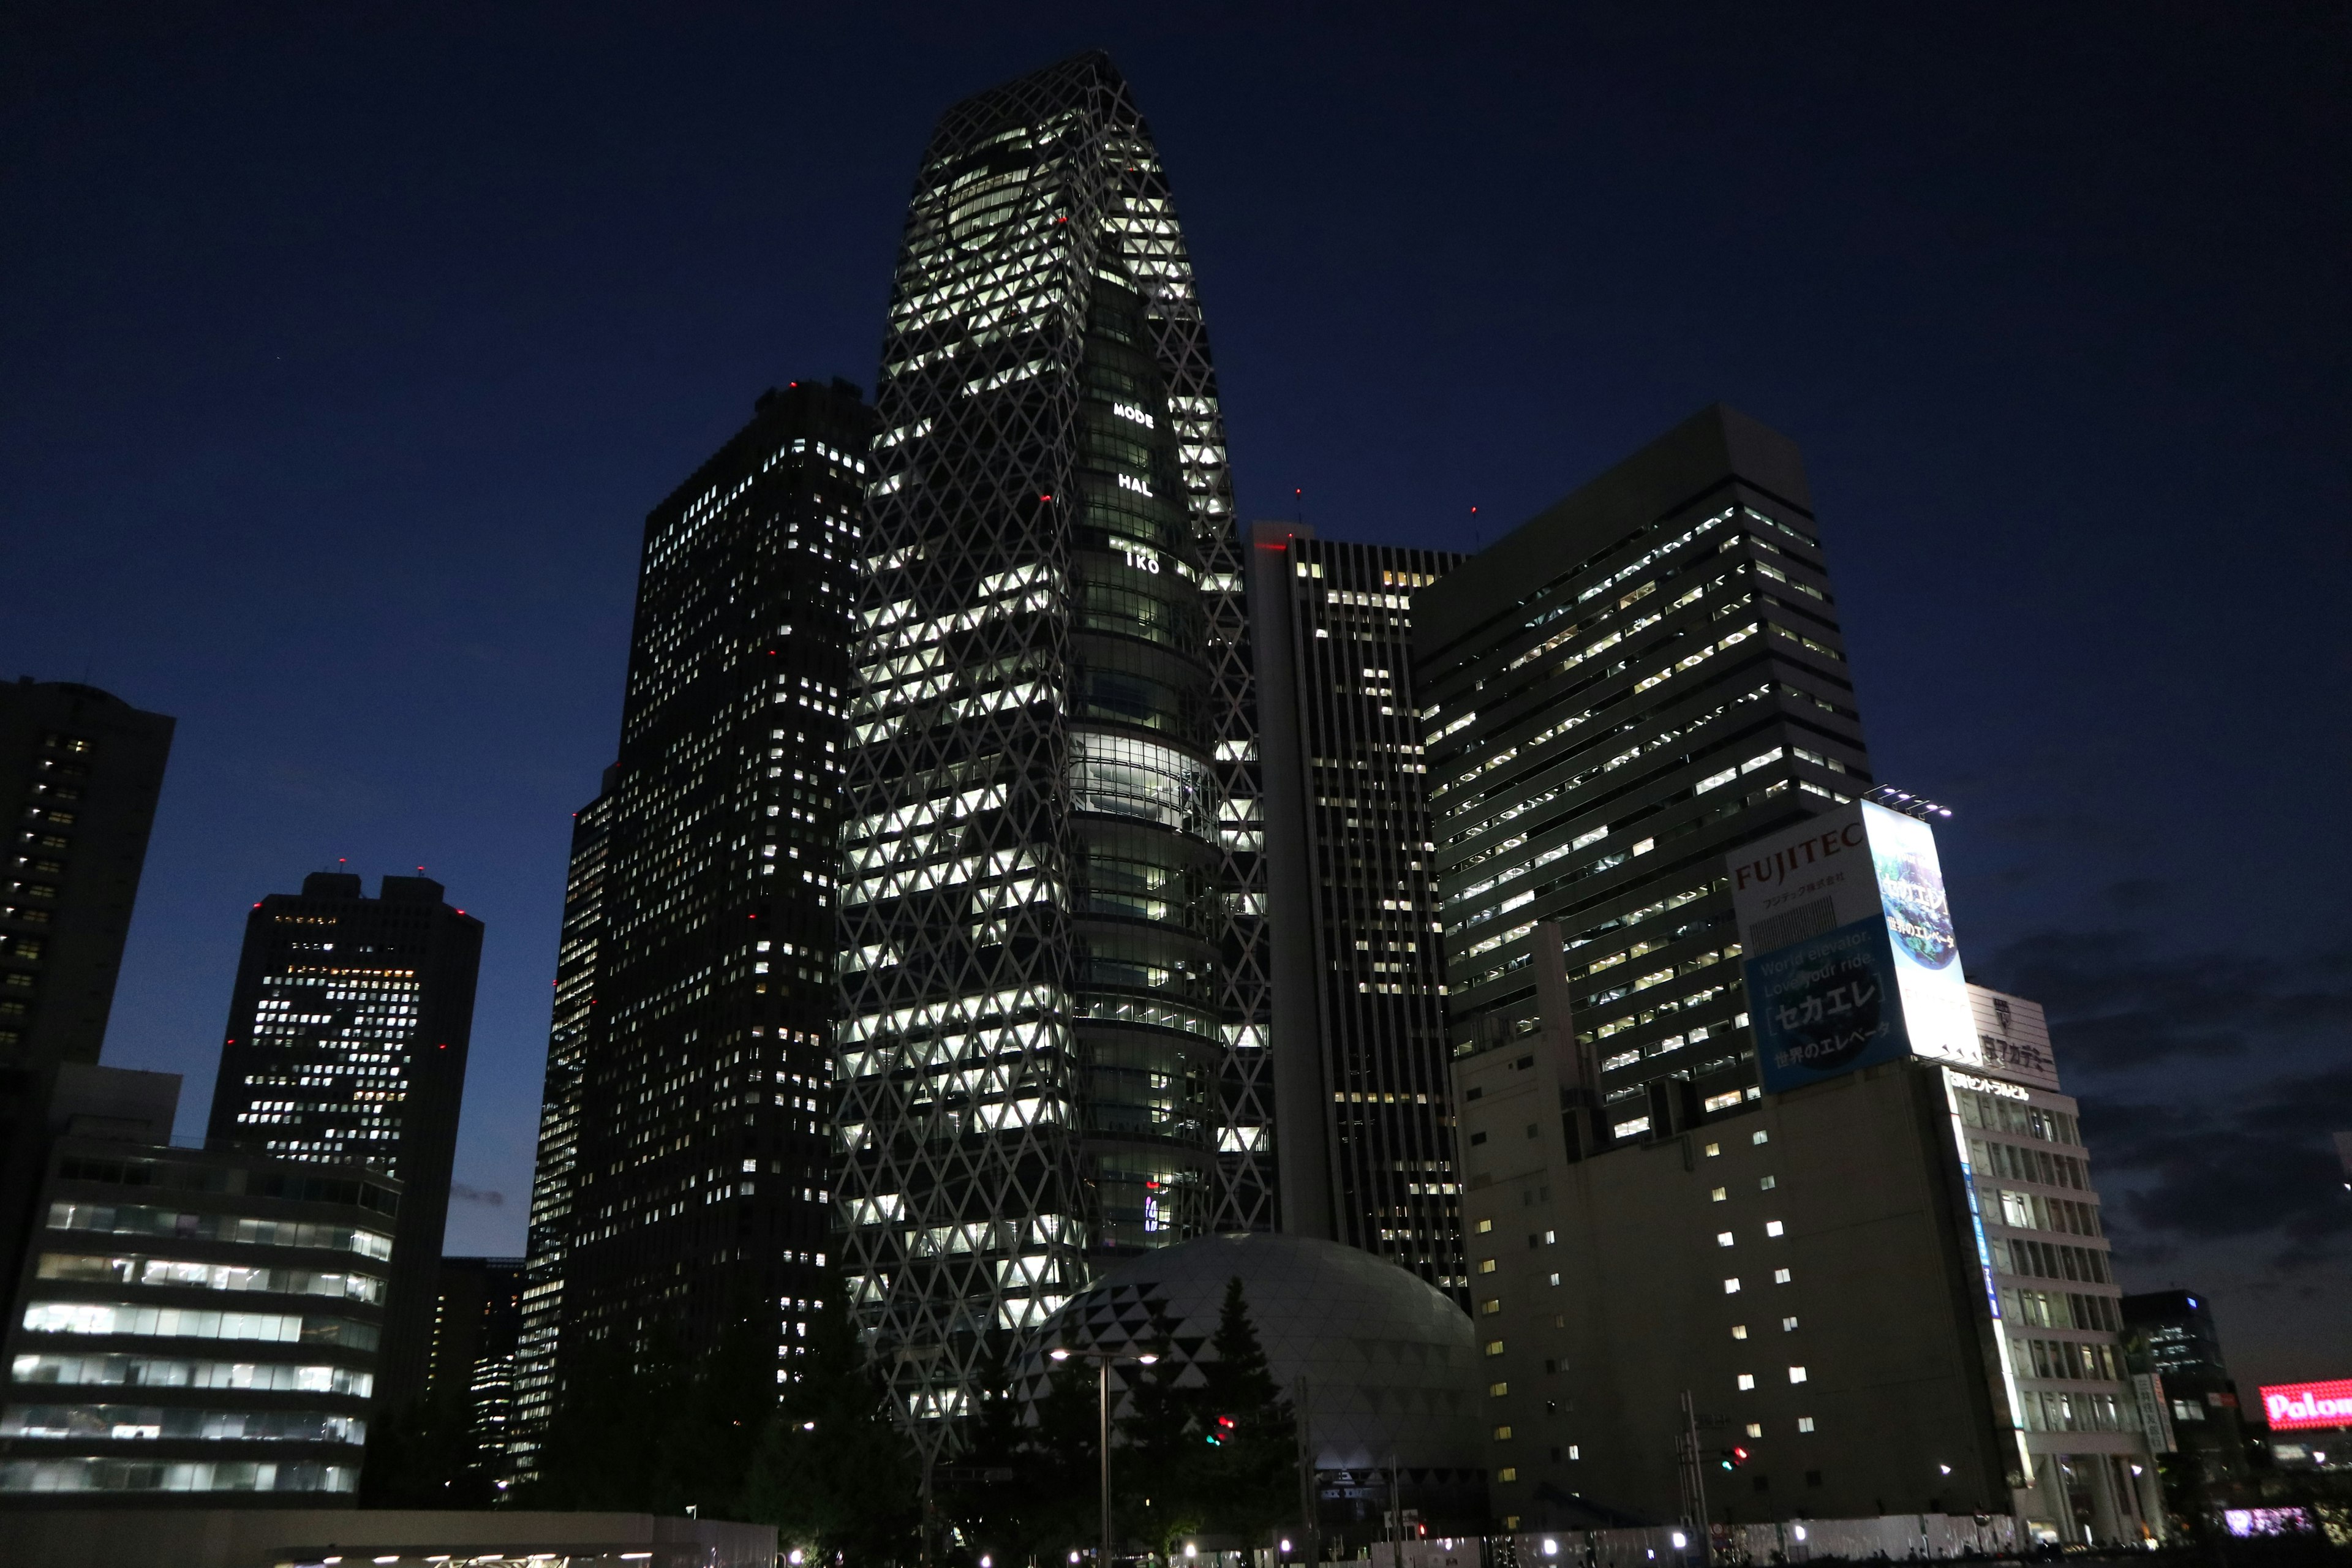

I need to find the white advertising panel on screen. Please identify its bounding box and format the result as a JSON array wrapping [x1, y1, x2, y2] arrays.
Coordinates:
[[1730, 800, 1985, 1085]]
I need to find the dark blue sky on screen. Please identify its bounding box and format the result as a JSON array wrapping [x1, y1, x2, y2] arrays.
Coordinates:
[[6, 5, 2345, 1387]]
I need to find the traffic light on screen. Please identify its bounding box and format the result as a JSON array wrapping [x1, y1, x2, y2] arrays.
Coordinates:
[[1717, 1446, 1751, 1472], [1205, 1415, 1236, 1447]]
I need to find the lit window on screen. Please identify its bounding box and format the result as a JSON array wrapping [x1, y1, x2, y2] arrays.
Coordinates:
[[1547, 1272, 1561, 1286], [1737, 1374, 1756, 1390], [1731, 1325, 1748, 1340], [1481, 1298, 1502, 1315], [1479, 1259, 1497, 1274], [1485, 1341, 1505, 1357], [1704, 1142, 1721, 1157], [1716, 1232, 1735, 1248], [1489, 1382, 1509, 1397], [1746, 1423, 1763, 1438], [1493, 1425, 1514, 1441], [1724, 1278, 1741, 1294], [1789, 1366, 1807, 1384], [1782, 1316, 1799, 1332], [1567, 1446, 1580, 1460], [1477, 1219, 1493, 1234], [1752, 1131, 1770, 1146], [1774, 1268, 1792, 1284], [1710, 1187, 1727, 1202], [1765, 1221, 1784, 1237], [1759, 1175, 1776, 1191], [1498, 1467, 1518, 1482]]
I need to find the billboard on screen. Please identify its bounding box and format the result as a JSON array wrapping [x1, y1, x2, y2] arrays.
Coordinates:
[[2261, 1380, 2352, 1431], [1732, 801, 1983, 1091]]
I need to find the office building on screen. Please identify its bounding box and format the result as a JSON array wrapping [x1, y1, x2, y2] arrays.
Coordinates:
[[2123, 1289, 2249, 1492], [1414, 407, 1874, 1138], [838, 52, 1268, 1445], [1, 1065, 395, 1504], [1451, 803, 2160, 1546], [511, 772, 613, 1476], [1248, 522, 1466, 1294], [426, 1256, 522, 1480], [0, 680, 176, 1298], [205, 872, 483, 1414], [530, 380, 869, 1439]]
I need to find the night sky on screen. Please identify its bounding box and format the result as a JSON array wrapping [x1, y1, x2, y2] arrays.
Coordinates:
[[6, 6, 2345, 1390]]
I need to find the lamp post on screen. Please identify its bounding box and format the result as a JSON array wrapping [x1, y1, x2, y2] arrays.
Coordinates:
[[1049, 1344, 1161, 1568]]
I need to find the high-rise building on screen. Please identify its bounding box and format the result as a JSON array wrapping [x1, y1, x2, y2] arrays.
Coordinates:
[[1248, 522, 1466, 1295], [205, 872, 483, 1415], [534, 380, 868, 1429], [1414, 405, 1874, 1139], [510, 772, 613, 1476], [840, 52, 1268, 1444], [425, 1255, 523, 1482], [1, 1065, 395, 1507], [0, 680, 175, 1298]]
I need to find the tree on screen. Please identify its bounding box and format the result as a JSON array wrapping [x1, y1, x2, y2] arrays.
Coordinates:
[[1193, 1276, 1298, 1545], [359, 1387, 494, 1507], [740, 1289, 920, 1566], [1115, 1346, 1209, 1556]]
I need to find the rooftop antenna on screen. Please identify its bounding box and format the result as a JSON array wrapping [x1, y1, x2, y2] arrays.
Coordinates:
[[1470, 505, 1482, 551], [1294, 487, 1303, 524]]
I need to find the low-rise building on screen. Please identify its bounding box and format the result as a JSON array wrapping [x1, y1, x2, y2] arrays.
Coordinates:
[[1449, 801, 2160, 1545], [0, 1067, 398, 1505]]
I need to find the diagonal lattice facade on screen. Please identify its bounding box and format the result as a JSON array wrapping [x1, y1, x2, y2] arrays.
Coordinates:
[[838, 51, 1271, 1452]]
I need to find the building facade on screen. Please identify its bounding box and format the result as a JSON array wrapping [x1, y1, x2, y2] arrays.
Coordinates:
[[2123, 1288, 2250, 1498], [1413, 407, 1873, 1139], [838, 53, 1267, 1446], [425, 1256, 523, 1481], [1248, 522, 1466, 1295], [511, 772, 613, 1476], [533, 380, 867, 1435], [1, 1067, 395, 1505], [0, 680, 176, 1302], [205, 872, 483, 1414]]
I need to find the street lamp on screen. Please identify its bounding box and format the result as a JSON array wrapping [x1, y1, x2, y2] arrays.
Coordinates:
[[1049, 1344, 1161, 1568]]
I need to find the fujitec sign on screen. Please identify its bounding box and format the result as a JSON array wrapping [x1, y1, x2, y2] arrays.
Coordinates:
[[1731, 801, 1983, 1091]]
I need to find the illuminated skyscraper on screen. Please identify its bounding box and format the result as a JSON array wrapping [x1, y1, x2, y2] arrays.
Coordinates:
[[527, 380, 868, 1447], [1414, 406, 1874, 1138], [839, 53, 1268, 1444], [510, 772, 611, 1477], [1248, 524, 1468, 1297], [206, 871, 483, 1414]]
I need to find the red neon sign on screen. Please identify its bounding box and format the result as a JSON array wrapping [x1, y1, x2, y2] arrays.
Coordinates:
[[2262, 1380, 2352, 1430]]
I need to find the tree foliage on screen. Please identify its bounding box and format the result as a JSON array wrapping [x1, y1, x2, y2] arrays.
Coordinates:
[[739, 1289, 921, 1566]]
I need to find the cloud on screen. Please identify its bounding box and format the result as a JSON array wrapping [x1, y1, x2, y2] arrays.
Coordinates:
[[448, 1183, 505, 1207], [1973, 929, 2352, 1071], [2076, 1061, 2352, 1272]]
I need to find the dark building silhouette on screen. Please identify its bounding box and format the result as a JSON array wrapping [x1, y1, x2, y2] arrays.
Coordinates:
[[1414, 406, 1875, 1137], [205, 873, 482, 1416], [1248, 523, 1468, 1297], [521, 379, 869, 1470], [2124, 1289, 2250, 1493], [426, 1255, 522, 1483], [839, 52, 1271, 1449], [1, 1065, 395, 1506], [0, 680, 176, 1298]]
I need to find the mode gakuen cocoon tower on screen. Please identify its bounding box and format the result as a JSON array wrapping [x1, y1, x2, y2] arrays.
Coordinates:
[[839, 52, 1270, 1449]]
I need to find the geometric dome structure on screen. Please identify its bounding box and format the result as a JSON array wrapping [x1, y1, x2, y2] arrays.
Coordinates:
[[1016, 1232, 1482, 1475]]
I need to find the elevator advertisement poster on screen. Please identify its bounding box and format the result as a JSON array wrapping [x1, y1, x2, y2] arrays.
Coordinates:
[[1747, 915, 1909, 1091], [1731, 799, 1984, 1088]]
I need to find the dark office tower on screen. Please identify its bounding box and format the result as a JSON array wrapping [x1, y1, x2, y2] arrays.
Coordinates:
[[842, 51, 1267, 1442], [206, 872, 483, 1414], [550, 380, 867, 1412], [1413, 407, 1873, 1136], [0, 680, 175, 1072], [509, 772, 612, 1478], [1247, 523, 1467, 1297], [2122, 1289, 2248, 1491], [0, 680, 175, 1317], [425, 1256, 524, 1482]]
